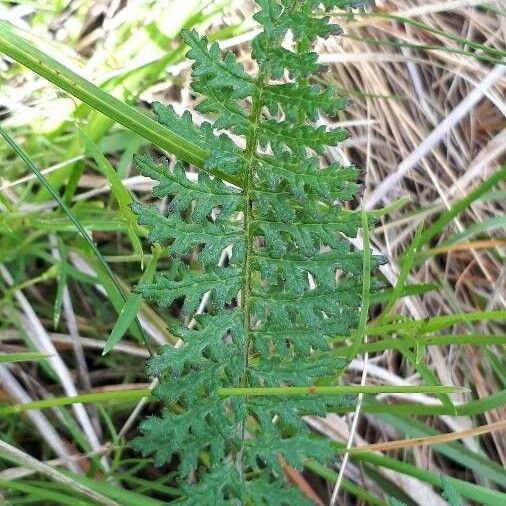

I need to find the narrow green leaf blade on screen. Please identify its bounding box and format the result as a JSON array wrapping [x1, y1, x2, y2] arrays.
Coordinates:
[[0, 352, 51, 364], [0, 20, 207, 169], [103, 247, 160, 355], [79, 126, 144, 265], [0, 124, 150, 354], [0, 389, 151, 417]]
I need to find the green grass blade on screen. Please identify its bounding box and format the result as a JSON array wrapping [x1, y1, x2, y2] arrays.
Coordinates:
[[0, 480, 95, 506], [2, 388, 501, 418], [343, 390, 506, 417], [335, 334, 506, 354], [304, 460, 387, 506], [0, 125, 150, 355], [370, 283, 438, 304], [366, 310, 506, 337], [369, 196, 410, 217], [370, 13, 505, 58], [0, 21, 207, 169], [0, 440, 118, 506], [0, 352, 50, 364], [78, 127, 144, 266], [58, 472, 164, 506], [379, 221, 424, 322], [397, 342, 455, 411], [434, 215, 506, 246], [218, 385, 465, 397], [343, 33, 505, 66], [0, 389, 151, 417], [415, 166, 506, 250], [344, 446, 506, 505], [52, 239, 68, 329], [378, 414, 506, 488], [346, 210, 372, 361], [103, 247, 160, 355]]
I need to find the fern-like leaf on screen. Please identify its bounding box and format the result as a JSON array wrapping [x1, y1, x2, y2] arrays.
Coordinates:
[[133, 0, 374, 502]]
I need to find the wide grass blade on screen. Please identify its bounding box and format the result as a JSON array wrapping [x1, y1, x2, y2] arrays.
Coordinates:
[[0, 352, 50, 364], [0, 21, 207, 169]]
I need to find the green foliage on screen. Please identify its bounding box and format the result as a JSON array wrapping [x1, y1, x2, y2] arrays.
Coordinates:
[[132, 0, 373, 502], [388, 476, 464, 506], [388, 498, 407, 506], [441, 475, 464, 506]]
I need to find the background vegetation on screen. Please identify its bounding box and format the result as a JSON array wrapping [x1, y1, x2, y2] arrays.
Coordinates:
[[0, 0, 504, 504]]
